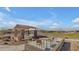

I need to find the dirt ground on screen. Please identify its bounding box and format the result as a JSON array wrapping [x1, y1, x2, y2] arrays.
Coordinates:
[[71, 41, 79, 51]]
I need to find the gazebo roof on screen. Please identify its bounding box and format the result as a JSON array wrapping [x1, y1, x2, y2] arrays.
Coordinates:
[[14, 24, 37, 29]]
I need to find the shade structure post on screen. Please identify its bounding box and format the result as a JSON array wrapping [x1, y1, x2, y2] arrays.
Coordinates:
[[34, 29, 38, 39]]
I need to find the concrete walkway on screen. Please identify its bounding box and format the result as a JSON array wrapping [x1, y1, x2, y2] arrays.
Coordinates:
[[0, 44, 25, 51]]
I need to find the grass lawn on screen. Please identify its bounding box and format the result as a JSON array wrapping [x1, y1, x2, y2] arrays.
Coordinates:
[[42, 31, 79, 38], [64, 33, 79, 38]]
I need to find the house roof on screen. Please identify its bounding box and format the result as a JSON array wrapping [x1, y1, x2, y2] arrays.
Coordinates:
[[14, 24, 36, 29]]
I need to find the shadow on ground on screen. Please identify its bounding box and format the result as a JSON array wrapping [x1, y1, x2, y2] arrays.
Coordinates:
[[60, 42, 71, 51]]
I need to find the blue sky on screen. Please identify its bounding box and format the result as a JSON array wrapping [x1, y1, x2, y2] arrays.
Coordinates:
[[0, 7, 79, 30]]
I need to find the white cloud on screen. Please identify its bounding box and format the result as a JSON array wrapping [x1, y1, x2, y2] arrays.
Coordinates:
[[73, 18, 79, 24], [0, 12, 5, 21], [9, 21, 16, 25], [0, 18, 3, 21], [49, 24, 59, 30], [0, 11, 62, 30], [16, 19, 39, 27], [0, 12, 9, 22], [5, 7, 11, 12], [0, 8, 60, 30], [74, 24, 79, 27], [72, 18, 79, 30], [52, 23, 59, 26]]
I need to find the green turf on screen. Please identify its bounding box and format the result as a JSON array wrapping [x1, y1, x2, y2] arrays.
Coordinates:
[[64, 33, 79, 38], [42, 31, 79, 38]]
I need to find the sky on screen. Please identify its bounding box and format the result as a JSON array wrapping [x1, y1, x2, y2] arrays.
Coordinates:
[[0, 7, 79, 31]]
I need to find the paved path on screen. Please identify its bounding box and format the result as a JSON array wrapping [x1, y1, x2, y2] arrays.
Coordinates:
[[0, 44, 25, 51], [65, 38, 79, 42]]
